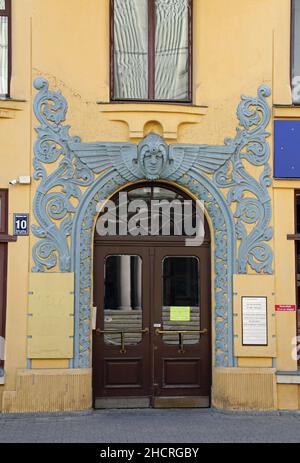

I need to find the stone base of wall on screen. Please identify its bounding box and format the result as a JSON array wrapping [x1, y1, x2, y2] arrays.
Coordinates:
[[212, 367, 277, 411], [2, 369, 92, 413], [5, 367, 298, 413], [277, 384, 299, 410]]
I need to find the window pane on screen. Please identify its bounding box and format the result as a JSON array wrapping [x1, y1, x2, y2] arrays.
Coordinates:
[[0, 16, 8, 96], [96, 186, 196, 237], [104, 255, 143, 346], [114, 0, 148, 99], [162, 256, 200, 345], [155, 0, 189, 100], [127, 186, 188, 236], [297, 194, 300, 346], [163, 256, 199, 306], [297, 242, 300, 338], [293, 1, 300, 103], [0, 1, 5, 10]]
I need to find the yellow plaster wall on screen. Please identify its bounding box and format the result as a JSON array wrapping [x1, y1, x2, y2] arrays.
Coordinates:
[[273, 188, 297, 371], [0, 0, 298, 412], [31, 360, 70, 369], [277, 384, 299, 410], [238, 358, 274, 368]]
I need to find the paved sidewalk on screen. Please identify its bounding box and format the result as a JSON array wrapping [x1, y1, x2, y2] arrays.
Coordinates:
[[0, 409, 300, 443]]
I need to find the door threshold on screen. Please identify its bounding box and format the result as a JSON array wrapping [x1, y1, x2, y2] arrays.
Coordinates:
[[153, 396, 210, 408], [95, 396, 210, 409], [95, 397, 150, 409]]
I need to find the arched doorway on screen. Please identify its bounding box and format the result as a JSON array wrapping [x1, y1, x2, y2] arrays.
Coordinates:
[[92, 183, 212, 408]]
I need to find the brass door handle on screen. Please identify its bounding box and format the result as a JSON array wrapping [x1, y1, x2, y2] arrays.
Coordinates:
[[155, 328, 208, 354], [96, 328, 149, 335], [95, 328, 149, 354], [155, 329, 208, 336]]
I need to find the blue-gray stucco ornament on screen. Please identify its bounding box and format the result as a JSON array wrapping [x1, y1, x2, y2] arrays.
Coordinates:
[[32, 78, 273, 369]]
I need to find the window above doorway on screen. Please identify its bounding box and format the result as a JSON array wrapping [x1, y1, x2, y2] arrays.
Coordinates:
[[111, 0, 192, 103]]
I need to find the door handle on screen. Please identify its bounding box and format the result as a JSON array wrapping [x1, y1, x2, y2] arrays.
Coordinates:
[[155, 329, 208, 336], [155, 328, 208, 354], [95, 328, 149, 354]]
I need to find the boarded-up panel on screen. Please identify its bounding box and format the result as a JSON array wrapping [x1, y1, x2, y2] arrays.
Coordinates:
[[28, 273, 74, 359]]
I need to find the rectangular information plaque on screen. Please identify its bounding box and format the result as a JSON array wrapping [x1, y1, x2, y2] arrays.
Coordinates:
[[242, 297, 268, 346]]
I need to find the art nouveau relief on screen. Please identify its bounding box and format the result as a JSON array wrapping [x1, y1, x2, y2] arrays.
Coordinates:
[[32, 78, 273, 368]]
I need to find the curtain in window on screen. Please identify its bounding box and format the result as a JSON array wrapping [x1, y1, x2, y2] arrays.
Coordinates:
[[114, 0, 148, 99], [293, 0, 300, 103], [155, 0, 189, 101], [0, 16, 8, 96]]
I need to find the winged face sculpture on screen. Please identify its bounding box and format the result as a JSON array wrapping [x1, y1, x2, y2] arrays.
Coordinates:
[[69, 132, 236, 182]]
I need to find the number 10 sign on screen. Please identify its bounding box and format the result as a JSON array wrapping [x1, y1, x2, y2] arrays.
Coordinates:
[[13, 213, 29, 236]]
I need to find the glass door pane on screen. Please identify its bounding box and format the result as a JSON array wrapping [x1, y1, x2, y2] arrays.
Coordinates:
[[162, 256, 200, 345], [104, 255, 143, 345]]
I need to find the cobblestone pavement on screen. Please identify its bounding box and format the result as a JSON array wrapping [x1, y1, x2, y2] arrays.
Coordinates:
[[0, 409, 300, 443]]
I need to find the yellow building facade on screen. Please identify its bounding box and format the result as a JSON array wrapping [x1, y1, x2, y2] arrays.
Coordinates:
[[0, 0, 300, 413]]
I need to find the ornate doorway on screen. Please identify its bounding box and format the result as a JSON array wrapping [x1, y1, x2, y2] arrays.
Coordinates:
[[92, 184, 211, 408], [32, 79, 273, 390]]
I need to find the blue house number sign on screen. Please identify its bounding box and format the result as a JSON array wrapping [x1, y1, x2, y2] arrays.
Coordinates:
[[14, 214, 29, 236]]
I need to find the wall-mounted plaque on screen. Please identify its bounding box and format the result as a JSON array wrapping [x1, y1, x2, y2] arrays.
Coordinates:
[[13, 213, 29, 236], [274, 120, 300, 178], [242, 297, 268, 346], [275, 304, 296, 312]]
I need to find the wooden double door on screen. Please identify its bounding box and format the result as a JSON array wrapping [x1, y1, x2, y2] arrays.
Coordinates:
[[93, 239, 211, 408]]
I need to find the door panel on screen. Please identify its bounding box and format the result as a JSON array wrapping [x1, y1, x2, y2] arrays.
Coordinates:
[[104, 358, 143, 387], [93, 246, 151, 401], [153, 246, 211, 402], [163, 359, 202, 387]]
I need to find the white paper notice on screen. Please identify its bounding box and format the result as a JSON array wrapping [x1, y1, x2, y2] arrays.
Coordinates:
[[242, 297, 267, 346]]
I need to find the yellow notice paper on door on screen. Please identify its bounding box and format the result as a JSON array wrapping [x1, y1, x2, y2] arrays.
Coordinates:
[[170, 307, 190, 322]]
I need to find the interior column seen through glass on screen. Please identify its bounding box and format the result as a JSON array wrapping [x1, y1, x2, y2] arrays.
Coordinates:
[[104, 255, 143, 346]]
